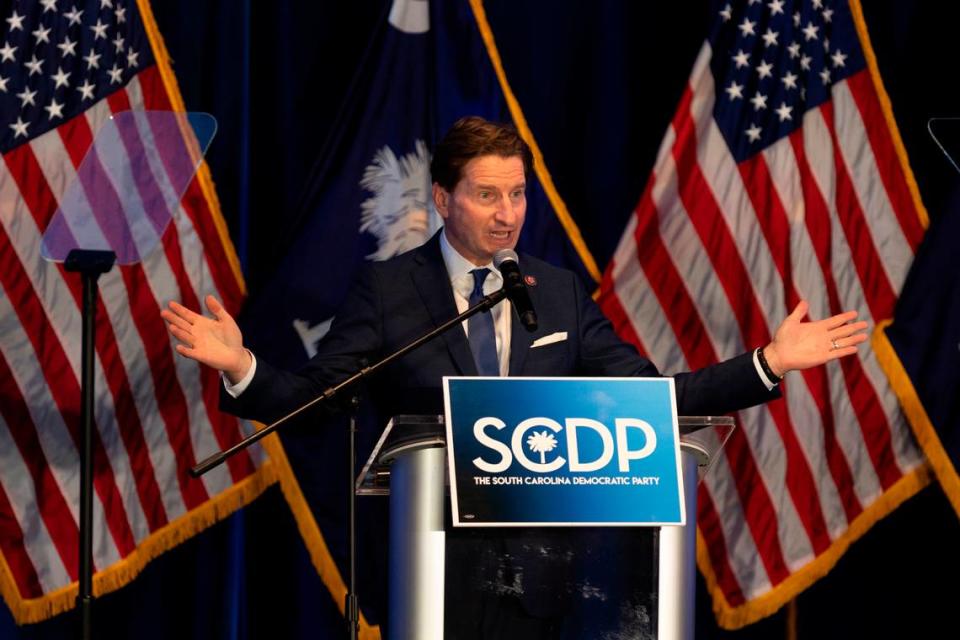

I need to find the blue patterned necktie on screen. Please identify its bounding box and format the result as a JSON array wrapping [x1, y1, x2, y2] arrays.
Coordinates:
[[467, 268, 500, 376]]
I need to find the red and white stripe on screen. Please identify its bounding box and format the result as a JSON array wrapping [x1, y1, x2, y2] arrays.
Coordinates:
[[599, 42, 924, 607], [0, 66, 260, 602]]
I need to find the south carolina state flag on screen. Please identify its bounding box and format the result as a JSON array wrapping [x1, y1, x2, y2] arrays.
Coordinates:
[[235, 0, 597, 635]]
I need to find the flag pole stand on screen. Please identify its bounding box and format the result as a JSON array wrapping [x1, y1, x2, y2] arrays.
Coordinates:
[[65, 249, 116, 640]]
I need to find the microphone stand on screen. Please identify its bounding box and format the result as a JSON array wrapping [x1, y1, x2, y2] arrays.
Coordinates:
[[190, 285, 511, 639], [345, 393, 359, 639]]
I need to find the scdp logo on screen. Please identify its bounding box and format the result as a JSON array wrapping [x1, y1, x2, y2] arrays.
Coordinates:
[[471, 416, 657, 473]]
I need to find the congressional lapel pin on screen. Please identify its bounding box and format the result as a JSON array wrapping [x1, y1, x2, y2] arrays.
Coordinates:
[[524, 275, 537, 286]]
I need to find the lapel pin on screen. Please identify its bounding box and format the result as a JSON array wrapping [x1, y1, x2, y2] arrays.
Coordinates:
[[524, 275, 537, 286]]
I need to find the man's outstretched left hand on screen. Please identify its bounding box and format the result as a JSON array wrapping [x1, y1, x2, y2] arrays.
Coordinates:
[[762, 300, 868, 378]]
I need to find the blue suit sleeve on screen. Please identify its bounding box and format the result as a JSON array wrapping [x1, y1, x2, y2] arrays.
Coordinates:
[[220, 264, 384, 423]]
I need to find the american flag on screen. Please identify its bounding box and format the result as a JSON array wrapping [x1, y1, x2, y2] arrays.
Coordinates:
[[597, 0, 929, 628], [0, 0, 272, 623]]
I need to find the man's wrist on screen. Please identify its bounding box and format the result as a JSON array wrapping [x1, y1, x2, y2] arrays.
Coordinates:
[[224, 348, 253, 385], [758, 345, 785, 381]]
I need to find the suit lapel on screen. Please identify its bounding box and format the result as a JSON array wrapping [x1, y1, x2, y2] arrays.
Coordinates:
[[412, 234, 478, 376], [508, 305, 534, 375]]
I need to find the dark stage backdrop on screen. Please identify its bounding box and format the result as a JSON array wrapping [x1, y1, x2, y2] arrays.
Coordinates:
[[2, 2, 959, 638]]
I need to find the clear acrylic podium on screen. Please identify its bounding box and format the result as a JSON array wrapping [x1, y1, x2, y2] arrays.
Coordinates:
[[356, 415, 734, 639]]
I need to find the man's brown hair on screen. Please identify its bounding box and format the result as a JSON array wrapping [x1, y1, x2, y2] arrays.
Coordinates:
[[430, 116, 533, 191]]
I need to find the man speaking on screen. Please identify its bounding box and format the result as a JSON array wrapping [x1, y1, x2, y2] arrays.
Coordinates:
[[163, 116, 867, 636]]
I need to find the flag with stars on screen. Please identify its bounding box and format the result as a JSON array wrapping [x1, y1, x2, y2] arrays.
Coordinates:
[[0, 0, 274, 624], [598, 0, 929, 628]]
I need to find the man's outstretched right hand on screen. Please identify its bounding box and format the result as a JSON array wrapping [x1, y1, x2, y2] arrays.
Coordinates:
[[161, 294, 252, 385]]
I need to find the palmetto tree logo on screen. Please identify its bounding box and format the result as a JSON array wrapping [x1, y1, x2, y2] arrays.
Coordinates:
[[526, 430, 559, 464]]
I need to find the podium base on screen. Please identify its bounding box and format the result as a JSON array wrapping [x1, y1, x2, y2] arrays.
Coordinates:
[[388, 446, 445, 640]]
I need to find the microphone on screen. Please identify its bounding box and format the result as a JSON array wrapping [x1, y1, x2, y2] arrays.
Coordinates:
[[493, 249, 538, 332]]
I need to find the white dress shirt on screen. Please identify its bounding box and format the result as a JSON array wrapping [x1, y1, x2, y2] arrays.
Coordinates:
[[439, 230, 512, 377]]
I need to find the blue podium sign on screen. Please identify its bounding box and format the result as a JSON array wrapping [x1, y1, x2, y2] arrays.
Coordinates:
[[443, 377, 685, 527]]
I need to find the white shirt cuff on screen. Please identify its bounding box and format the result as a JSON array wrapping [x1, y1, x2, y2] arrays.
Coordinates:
[[223, 351, 257, 397], [753, 348, 778, 391]]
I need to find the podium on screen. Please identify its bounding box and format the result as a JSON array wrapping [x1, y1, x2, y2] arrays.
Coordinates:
[[356, 415, 734, 639]]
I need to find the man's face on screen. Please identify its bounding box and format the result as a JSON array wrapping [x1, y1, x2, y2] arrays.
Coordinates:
[[433, 154, 526, 266]]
